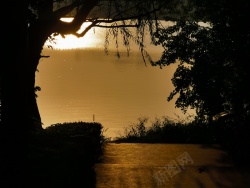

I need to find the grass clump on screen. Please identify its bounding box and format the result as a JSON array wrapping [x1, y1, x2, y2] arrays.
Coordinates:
[[113, 115, 250, 167], [113, 115, 220, 144]]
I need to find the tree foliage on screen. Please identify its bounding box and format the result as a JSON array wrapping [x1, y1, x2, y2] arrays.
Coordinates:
[[153, 0, 250, 123], [27, 0, 176, 61]]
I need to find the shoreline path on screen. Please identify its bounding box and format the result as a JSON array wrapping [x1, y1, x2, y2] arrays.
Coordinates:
[[94, 143, 250, 188]]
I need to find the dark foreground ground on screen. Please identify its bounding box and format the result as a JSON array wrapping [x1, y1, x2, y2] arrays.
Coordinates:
[[27, 122, 105, 188], [2, 119, 249, 188]]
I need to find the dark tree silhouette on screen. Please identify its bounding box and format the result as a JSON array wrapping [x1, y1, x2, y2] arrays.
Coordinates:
[[153, 0, 250, 123], [151, 0, 250, 167], [1, 1, 180, 186], [2, 0, 179, 134]]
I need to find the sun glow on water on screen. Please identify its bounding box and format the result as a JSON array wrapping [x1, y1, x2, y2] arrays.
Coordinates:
[[44, 17, 104, 50], [44, 17, 168, 52]]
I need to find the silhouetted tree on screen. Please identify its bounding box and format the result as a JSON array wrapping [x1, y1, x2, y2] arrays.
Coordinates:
[[153, 0, 250, 123], [1, 1, 183, 185], [1, 0, 182, 135], [3, 1, 193, 184]]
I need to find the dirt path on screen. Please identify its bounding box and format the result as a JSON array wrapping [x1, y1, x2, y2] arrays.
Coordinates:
[[94, 143, 250, 188]]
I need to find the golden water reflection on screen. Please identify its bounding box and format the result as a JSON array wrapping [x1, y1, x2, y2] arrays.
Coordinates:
[[95, 143, 249, 188]]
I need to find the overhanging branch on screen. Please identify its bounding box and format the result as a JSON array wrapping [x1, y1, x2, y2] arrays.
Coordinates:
[[74, 21, 97, 37], [95, 24, 139, 28], [71, 6, 162, 37], [53, 0, 100, 36], [91, 7, 162, 23], [73, 22, 139, 37], [53, 0, 167, 38], [53, 3, 77, 19]]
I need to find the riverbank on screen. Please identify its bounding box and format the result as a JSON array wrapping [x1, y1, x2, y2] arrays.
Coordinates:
[[112, 116, 250, 168]]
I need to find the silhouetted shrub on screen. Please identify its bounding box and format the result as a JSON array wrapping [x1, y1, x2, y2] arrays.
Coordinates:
[[28, 121, 106, 187], [114, 115, 221, 144], [114, 115, 250, 167]]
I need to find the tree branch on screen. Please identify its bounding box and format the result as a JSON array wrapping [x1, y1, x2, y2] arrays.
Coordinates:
[[53, 3, 77, 19], [40, 55, 50, 58], [109, 2, 141, 20], [94, 24, 139, 28], [74, 21, 97, 37], [53, 1, 166, 38], [71, 0, 100, 28], [99, 7, 162, 22], [73, 21, 139, 38], [53, 0, 100, 35]]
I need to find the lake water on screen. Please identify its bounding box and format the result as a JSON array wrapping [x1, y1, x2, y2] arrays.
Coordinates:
[[95, 143, 250, 188], [36, 48, 195, 139], [37, 22, 197, 139]]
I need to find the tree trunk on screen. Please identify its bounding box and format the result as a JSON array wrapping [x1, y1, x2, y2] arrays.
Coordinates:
[[1, 1, 30, 186], [1, 46, 43, 187], [1, 35, 45, 133], [0, 3, 48, 185]]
